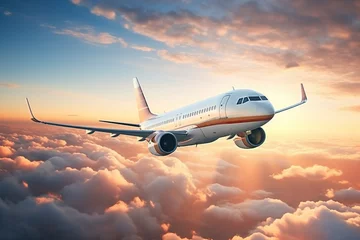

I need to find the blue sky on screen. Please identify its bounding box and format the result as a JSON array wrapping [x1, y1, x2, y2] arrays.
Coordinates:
[[0, 0, 359, 143]]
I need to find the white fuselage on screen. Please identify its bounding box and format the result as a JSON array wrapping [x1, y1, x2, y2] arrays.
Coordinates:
[[141, 89, 275, 146]]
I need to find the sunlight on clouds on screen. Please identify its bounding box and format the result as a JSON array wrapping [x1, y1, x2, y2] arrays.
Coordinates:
[[54, 27, 127, 46], [91, 6, 116, 20], [272, 165, 342, 180], [1, 0, 360, 238], [1, 124, 360, 239]]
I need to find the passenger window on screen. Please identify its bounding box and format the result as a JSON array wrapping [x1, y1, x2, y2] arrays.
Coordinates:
[[249, 96, 261, 101], [260, 96, 268, 100], [243, 97, 249, 103], [237, 98, 243, 104]]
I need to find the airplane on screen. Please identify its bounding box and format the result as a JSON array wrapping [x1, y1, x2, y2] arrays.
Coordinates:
[[26, 78, 307, 156]]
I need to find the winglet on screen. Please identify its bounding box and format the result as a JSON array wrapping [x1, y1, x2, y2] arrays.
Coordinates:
[[25, 98, 41, 123], [274, 84, 308, 114], [301, 83, 307, 102]]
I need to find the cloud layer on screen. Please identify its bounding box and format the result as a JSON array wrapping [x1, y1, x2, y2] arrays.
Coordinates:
[[1, 122, 360, 239], [68, 0, 360, 92]]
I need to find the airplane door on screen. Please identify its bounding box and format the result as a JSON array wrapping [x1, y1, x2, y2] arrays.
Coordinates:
[[219, 95, 230, 119]]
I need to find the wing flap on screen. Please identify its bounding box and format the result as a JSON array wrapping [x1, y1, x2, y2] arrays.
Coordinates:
[[99, 120, 140, 128]]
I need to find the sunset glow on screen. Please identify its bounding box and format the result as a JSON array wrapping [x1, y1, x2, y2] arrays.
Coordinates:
[[1, 0, 360, 239]]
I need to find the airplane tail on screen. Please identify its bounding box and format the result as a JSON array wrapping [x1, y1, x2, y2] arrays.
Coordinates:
[[133, 77, 156, 122]]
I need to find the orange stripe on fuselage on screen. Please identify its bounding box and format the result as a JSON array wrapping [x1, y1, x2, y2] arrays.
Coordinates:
[[195, 114, 274, 128]]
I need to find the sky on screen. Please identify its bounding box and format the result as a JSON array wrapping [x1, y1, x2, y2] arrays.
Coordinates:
[[0, 0, 360, 239]]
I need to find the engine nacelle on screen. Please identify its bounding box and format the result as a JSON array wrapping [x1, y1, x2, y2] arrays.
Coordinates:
[[148, 132, 178, 156], [234, 128, 266, 149]]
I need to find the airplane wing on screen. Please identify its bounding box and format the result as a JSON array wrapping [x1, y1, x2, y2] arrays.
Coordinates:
[[99, 120, 140, 128], [275, 83, 307, 114], [26, 99, 188, 139]]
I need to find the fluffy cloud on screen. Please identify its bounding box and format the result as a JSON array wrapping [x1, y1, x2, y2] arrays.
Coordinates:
[[61, 169, 136, 213], [204, 198, 294, 224], [0, 146, 14, 157], [251, 190, 273, 199], [206, 183, 244, 200], [1, 124, 360, 239], [162, 232, 209, 240], [272, 165, 342, 180], [0, 156, 41, 171], [231, 233, 275, 240], [245, 200, 360, 240], [326, 188, 360, 204], [0, 128, 207, 239]]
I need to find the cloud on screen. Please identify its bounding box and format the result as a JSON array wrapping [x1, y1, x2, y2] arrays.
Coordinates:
[[162, 232, 209, 240], [251, 190, 273, 199], [3, 11, 12, 16], [245, 200, 360, 240], [40, 23, 56, 29], [0, 156, 41, 171], [326, 188, 360, 204], [117, 6, 221, 48], [2, 124, 360, 239], [0, 82, 19, 88], [0, 196, 143, 239], [206, 183, 244, 200], [231, 233, 276, 240], [204, 198, 294, 224], [272, 165, 342, 180], [71, 0, 82, 5], [157, 50, 242, 74], [67, 0, 360, 87], [131, 45, 155, 52], [61, 168, 136, 213], [331, 81, 360, 96], [285, 62, 299, 69], [54, 27, 127, 46], [91, 6, 116, 20], [340, 105, 360, 112], [0, 146, 14, 157]]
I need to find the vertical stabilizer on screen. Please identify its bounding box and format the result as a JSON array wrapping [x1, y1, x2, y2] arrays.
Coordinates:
[[133, 77, 156, 122]]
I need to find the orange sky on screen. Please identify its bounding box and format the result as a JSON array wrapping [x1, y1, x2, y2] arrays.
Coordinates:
[[1, 0, 360, 239]]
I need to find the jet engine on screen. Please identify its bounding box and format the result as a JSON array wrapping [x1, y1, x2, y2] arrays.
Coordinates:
[[234, 128, 266, 149], [148, 132, 178, 156]]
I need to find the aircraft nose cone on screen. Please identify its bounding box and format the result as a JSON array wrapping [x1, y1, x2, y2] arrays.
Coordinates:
[[256, 102, 275, 116]]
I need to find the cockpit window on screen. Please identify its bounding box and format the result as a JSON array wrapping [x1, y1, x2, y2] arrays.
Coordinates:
[[249, 96, 261, 101], [238, 96, 268, 105]]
